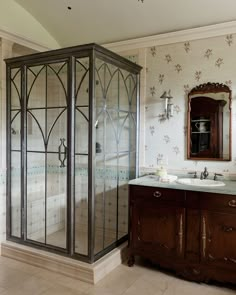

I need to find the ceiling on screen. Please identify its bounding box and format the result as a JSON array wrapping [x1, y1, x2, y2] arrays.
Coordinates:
[[14, 0, 236, 47]]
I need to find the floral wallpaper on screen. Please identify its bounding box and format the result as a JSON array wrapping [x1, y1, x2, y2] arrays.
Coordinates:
[[144, 34, 236, 177]]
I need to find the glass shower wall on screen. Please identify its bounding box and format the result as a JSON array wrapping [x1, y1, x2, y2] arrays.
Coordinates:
[[6, 44, 141, 263], [94, 58, 139, 255]]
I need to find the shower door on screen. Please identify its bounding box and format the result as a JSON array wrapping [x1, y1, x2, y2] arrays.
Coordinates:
[[26, 61, 68, 250]]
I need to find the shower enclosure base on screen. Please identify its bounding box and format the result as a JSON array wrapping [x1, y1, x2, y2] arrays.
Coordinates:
[[1, 240, 128, 284]]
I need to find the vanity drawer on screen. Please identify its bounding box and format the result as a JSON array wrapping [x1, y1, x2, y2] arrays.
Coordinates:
[[129, 185, 185, 203], [199, 193, 236, 213]]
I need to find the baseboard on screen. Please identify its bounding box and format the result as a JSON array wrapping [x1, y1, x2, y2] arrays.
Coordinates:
[[1, 240, 128, 284]]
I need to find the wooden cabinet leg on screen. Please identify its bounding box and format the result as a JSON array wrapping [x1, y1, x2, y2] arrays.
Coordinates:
[[128, 255, 135, 267]]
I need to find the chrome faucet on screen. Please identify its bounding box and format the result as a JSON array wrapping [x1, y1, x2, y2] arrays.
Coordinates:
[[200, 167, 209, 179]]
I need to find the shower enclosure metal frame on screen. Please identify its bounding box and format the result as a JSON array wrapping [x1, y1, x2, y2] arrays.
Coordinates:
[[6, 44, 141, 263]]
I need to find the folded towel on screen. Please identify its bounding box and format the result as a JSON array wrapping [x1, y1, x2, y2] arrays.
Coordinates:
[[159, 174, 178, 183]]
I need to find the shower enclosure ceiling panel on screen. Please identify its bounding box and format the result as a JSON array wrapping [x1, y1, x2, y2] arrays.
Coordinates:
[[6, 44, 142, 263]]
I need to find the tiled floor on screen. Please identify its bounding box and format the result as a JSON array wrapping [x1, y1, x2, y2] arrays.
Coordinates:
[[0, 255, 235, 295]]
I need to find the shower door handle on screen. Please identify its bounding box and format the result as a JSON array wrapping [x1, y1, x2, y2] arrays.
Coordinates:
[[58, 138, 67, 167]]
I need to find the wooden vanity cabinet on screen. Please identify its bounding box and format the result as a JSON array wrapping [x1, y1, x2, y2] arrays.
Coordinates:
[[128, 185, 236, 284], [128, 186, 185, 266]]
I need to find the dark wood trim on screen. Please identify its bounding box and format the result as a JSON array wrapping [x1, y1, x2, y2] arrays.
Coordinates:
[[187, 82, 232, 161]]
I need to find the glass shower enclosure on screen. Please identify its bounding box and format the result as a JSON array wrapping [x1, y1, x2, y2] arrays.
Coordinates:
[[6, 44, 141, 263]]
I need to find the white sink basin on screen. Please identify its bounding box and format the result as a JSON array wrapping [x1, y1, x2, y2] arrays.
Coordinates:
[[176, 178, 225, 187]]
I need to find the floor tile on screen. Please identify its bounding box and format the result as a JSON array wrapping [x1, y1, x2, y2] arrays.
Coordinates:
[[40, 285, 86, 295], [0, 256, 235, 295], [0, 276, 52, 295]]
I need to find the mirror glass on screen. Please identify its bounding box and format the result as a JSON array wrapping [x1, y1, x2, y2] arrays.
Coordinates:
[[187, 82, 231, 161]]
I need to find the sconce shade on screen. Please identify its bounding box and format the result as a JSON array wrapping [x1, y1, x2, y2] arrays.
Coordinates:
[[167, 90, 173, 99], [159, 90, 174, 121]]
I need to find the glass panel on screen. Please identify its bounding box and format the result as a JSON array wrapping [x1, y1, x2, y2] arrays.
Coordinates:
[[118, 112, 130, 153], [130, 113, 137, 153], [95, 96, 105, 253], [74, 58, 89, 255], [75, 107, 89, 154], [118, 181, 129, 240], [95, 61, 106, 109], [129, 152, 137, 180], [27, 110, 45, 152], [130, 76, 138, 113], [75, 58, 89, 106], [104, 177, 117, 248], [27, 66, 46, 109], [119, 69, 130, 112], [105, 67, 119, 110], [105, 110, 118, 154], [11, 68, 21, 110], [47, 62, 68, 108], [47, 109, 67, 153], [27, 153, 45, 242], [46, 153, 67, 248], [96, 110, 104, 156], [11, 111, 21, 150], [11, 151, 21, 237], [75, 155, 88, 255], [95, 68, 104, 110], [94, 157, 105, 255]]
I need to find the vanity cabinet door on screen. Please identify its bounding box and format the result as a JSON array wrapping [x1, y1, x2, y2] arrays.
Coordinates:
[[130, 198, 185, 258], [201, 210, 236, 269]]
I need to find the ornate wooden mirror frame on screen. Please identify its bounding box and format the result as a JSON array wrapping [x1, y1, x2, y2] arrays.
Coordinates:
[[187, 82, 232, 161]]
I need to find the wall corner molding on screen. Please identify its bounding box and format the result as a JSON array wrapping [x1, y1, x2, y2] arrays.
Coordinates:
[[103, 21, 236, 53], [0, 27, 58, 52]]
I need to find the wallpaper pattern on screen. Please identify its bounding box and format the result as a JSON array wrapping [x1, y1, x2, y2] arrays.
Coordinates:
[[144, 33, 236, 177]]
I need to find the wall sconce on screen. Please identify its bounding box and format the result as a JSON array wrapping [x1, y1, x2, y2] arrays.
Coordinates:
[[159, 90, 173, 121]]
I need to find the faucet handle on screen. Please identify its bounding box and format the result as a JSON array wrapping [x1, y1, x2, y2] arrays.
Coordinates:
[[188, 171, 197, 178], [200, 172, 204, 180], [203, 167, 209, 178], [214, 173, 223, 181]]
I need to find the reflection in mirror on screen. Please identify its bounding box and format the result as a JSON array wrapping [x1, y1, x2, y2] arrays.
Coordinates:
[[187, 83, 231, 161]]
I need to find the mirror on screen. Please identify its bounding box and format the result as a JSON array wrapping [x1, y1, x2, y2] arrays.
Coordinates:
[[187, 82, 231, 161]]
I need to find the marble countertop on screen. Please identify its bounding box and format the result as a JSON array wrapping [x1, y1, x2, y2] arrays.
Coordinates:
[[129, 175, 236, 195]]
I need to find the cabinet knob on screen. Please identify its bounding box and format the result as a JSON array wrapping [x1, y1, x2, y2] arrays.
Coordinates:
[[153, 191, 162, 198], [228, 200, 236, 207]]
